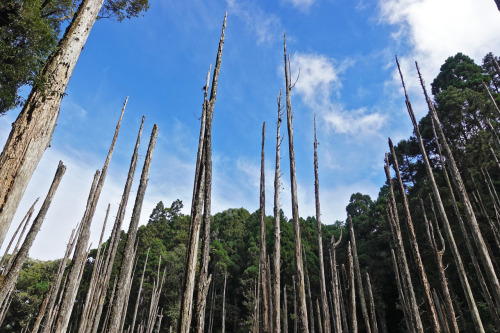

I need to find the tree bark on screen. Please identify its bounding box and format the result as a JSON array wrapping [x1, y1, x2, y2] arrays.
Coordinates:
[[131, 248, 150, 333], [284, 32, 309, 333], [283, 286, 288, 333], [313, 115, 331, 333], [348, 216, 371, 333], [222, 269, 227, 333], [0, 0, 105, 247], [390, 249, 412, 332], [303, 246, 316, 333], [316, 299, 323, 333], [388, 138, 440, 332], [347, 242, 357, 333], [365, 273, 378, 333], [330, 230, 342, 333], [293, 275, 298, 333], [0, 161, 65, 305]]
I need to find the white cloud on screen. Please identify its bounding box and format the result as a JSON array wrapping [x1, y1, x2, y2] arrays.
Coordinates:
[[225, 0, 282, 44], [284, 0, 316, 11], [379, 0, 500, 103], [290, 52, 386, 135]]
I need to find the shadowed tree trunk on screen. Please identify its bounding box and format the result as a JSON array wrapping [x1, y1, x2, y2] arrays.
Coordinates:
[[330, 230, 342, 333], [313, 115, 331, 333], [347, 242, 357, 333], [0, 0, 106, 247], [284, 32, 309, 333], [316, 299, 323, 333], [388, 138, 440, 332], [283, 286, 288, 333], [0, 161, 65, 305], [222, 269, 227, 333], [390, 248, 411, 332], [294, 275, 298, 333], [303, 246, 315, 333], [365, 272, 378, 333], [131, 248, 150, 333], [178, 14, 226, 333], [273, 89, 283, 333]]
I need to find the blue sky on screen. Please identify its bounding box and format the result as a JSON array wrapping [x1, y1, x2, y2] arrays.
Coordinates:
[[1, 0, 500, 260]]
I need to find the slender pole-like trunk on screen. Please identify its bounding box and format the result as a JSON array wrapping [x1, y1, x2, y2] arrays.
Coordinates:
[[293, 275, 298, 333], [384, 157, 422, 332], [284, 32, 309, 333], [267, 255, 273, 333], [397, 59, 483, 332], [313, 115, 331, 333], [108, 124, 158, 332], [178, 14, 226, 333], [330, 230, 342, 333], [347, 243, 357, 333], [348, 216, 371, 333], [0, 0, 106, 247], [222, 269, 227, 333], [432, 290, 450, 333], [390, 249, 412, 332], [259, 122, 270, 333], [273, 89, 283, 333], [131, 249, 150, 333], [365, 273, 378, 333], [420, 198, 459, 333], [0, 161, 65, 304], [102, 277, 118, 332], [303, 246, 315, 333], [283, 286, 288, 333], [388, 138, 440, 332], [316, 299, 323, 333], [483, 82, 500, 117], [339, 266, 350, 333]]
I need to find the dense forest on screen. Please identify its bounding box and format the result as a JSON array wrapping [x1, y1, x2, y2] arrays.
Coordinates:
[[1, 0, 500, 332]]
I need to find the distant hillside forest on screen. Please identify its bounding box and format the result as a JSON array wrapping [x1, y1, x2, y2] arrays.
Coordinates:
[[2, 51, 500, 332]]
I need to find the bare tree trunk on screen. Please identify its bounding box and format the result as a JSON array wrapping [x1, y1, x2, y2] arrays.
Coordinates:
[[131, 248, 150, 333], [484, 82, 500, 117], [421, 198, 459, 333], [388, 138, 440, 332], [396, 59, 483, 332], [0, 0, 106, 247], [283, 286, 288, 333], [273, 89, 283, 333], [316, 299, 323, 333], [339, 266, 349, 333], [348, 216, 371, 333], [347, 243, 357, 333], [208, 277, 216, 333], [384, 158, 422, 332], [259, 121, 271, 333], [284, 32, 309, 333], [222, 269, 227, 333], [108, 124, 158, 332], [102, 277, 118, 332], [390, 249, 412, 332], [313, 115, 331, 333], [365, 273, 378, 333], [293, 276, 298, 333], [432, 290, 450, 333], [303, 246, 315, 333], [0, 287, 13, 327], [330, 230, 342, 333], [0, 161, 65, 304], [267, 255, 273, 333], [178, 14, 226, 333]]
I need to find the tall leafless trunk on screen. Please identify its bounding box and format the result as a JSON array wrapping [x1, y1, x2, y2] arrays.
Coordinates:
[[108, 124, 158, 332], [283, 286, 288, 333], [316, 299, 323, 333], [0, 162, 65, 306], [330, 230, 342, 333], [432, 289, 450, 333], [313, 115, 331, 333], [273, 89, 283, 333], [222, 269, 227, 333], [0, 0, 106, 247], [339, 265, 350, 333], [303, 246, 315, 333], [388, 138, 440, 332], [390, 249, 411, 332], [348, 216, 371, 333], [347, 242, 357, 333], [293, 275, 298, 333], [178, 14, 226, 333], [284, 32, 309, 333], [396, 59, 483, 331], [259, 121, 270, 333], [384, 155, 422, 332], [267, 255, 273, 333], [131, 248, 150, 333], [365, 273, 378, 333]]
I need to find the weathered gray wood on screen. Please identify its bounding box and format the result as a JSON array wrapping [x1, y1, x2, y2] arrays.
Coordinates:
[[390, 248, 412, 332], [0, 161, 66, 305], [330, 230, 342, 333], [347, 242, 357, 333], [131, 248, 150, 333], [284, 32, 309, 333], [365, 273, 378, 333], [313, 115, 331, 333], [316, 299, 323, 333], [283, 286, 288, 333], [222, 269, 227, 333], [0, 0, 106, 247]]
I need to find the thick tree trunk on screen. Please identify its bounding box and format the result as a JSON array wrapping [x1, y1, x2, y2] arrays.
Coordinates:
[[259, 122, 271, 333], [396, 59, 484, 332], [178, 14, 225, 333], [313, 116, 331, 333], [347, 243, 357, 333], [273, 89, 282, 333], [0, 0, 105, 247], [348, 216, 371, 333], [384, 156, 422, 332], [388, 138, 440, 332], [365, 273, 378, 333], [0, 161, 65, 305], [284, 32, 309, 333]]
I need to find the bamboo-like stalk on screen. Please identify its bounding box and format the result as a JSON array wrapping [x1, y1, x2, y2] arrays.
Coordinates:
[[0, 161, 66, 305], [284, 32, 309, 333]]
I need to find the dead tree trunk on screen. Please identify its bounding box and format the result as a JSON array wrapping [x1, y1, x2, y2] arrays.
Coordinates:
[[339, 265, 350, 333], [347, 242, 357, 333], [313, 115, 331, 333], [388, 138, 440, 332], [330, 230, 342, 333], [222, 269, 227, 333], [0, 161, 65, 305], [0, 0, 106, 247], [365, 273, 378, 333], [259, 121, 271, 333], [178, 14, 226, 333], [284, 32, 309, 333], [267, 255, 273, 333], [303, 246, 315, 333], [390, 249, 411, 332], [316, 299, 323, 333], [108, 124, 158, 332], [283, 286, 288, 333], [421, 198, 459, 333], [293, 275, 298, 333], [348, 216, 371, 333], [384, 155, 422, 332], [396, 59, 483, 332], [131, 248, 150, 333], [273, 89, 283, 333]]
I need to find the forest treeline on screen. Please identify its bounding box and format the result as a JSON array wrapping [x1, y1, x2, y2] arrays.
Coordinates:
[[2, 49, 500, 332]]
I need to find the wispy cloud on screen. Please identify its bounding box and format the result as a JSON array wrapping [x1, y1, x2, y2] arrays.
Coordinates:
[[290, 52, 386, 135], [284, 0, 316, 11]]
